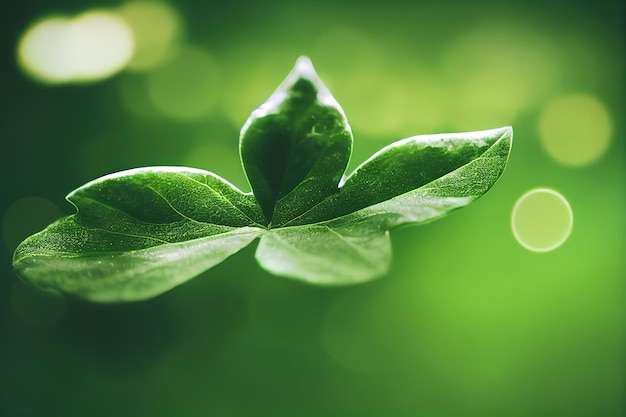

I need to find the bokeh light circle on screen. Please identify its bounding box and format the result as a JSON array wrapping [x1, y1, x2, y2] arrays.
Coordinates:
[[17, 11, 134, 84], [442, 23, 559, 131], [538, 93, 612, 166], [146, 45, 220, 121], [511, 188, 573, 252], [117, 1, 181, 71], [17, 17, 73, 83]]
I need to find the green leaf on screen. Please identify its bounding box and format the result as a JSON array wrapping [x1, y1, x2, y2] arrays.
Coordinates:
[[256, 127, 512, 283], [284, 127, 512, 226], [256, 220, 391, 285], [240, 56, 353, 226], [13, 167, 264, 302], [13, 57, 513, 302]]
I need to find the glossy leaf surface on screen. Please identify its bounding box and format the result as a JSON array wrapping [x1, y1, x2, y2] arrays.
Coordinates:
[[13, 57, 512, 302], [240, 57, 352, 226], [13, 167, 264, 301], [258, 127, 512, 282]]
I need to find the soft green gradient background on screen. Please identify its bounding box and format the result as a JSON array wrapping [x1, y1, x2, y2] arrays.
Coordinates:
[[1, 1, 624, 416]]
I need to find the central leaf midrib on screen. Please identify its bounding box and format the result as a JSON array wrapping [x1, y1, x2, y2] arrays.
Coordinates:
[[77, 183, 260, 230], [77, 194, 207, 227], [14, 224, 261, 264], [174, 172, 260, 226], [267, 108, 319, 226]]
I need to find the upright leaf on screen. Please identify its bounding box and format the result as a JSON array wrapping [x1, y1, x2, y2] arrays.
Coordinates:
[[239, 56, 353, 226]]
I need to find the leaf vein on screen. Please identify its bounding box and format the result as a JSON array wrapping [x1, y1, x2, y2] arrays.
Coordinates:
[[83, 227, 172, 245], [146, 185, 204, 224], [175, 172, 258, 225]]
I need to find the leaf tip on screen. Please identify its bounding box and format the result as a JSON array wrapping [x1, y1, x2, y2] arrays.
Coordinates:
[[290, 56, 347, 119], [478, 125, 512, 149], [241, 56, 348, 135], [286, 56, 329, 100], [499, 125, 513, 156], [293, 55, 316, 78]]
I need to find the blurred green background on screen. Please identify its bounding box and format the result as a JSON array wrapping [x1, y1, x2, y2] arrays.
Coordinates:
[[1, 0, 624, 416]]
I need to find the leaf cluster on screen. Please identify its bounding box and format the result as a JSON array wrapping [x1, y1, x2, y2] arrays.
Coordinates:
[[13, 57, 512, 302]]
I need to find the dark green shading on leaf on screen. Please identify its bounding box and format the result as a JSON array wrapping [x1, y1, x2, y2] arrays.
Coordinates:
[[240, 57, 352, 226], [12, 57, 512, 302]]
